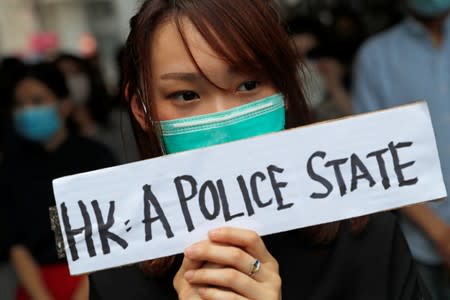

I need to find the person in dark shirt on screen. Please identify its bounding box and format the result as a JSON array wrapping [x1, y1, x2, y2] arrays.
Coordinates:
[[89, 0, 429, 299], [3, 62, 115, 300], [90, 213, 427, 300], [0, 57, 26, 300]]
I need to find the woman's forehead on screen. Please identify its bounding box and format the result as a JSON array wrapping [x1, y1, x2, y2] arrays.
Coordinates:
[[15, 78, 56, 103], [16, 78, 49, 94], [151, 18, 233, 78]]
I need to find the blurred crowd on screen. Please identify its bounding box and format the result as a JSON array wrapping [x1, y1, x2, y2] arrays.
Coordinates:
[[0, 48, 140, 300], [0, 0, 449, 299]]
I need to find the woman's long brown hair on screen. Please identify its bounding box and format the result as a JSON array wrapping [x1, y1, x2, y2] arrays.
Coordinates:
[[122, 0, 368, 276]]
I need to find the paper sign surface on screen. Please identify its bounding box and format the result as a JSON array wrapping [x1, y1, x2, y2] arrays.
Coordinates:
[[53, 102, 447, 275]]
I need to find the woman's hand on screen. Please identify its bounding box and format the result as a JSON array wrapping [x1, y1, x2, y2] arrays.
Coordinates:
[[173, 255, 204, 300], [174, 227, 281, 300]]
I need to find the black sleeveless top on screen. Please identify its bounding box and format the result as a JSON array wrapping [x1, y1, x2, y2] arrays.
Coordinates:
[[89, 212, 430, 300]]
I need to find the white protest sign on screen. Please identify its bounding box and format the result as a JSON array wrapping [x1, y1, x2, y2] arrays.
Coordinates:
[[53, 102, 447, 275]]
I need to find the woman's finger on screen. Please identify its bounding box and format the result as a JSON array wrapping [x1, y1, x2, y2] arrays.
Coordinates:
[[186, 267, 253, 295], [198, 287, 247, 300], [208, 227, 274, 264], [173, 255, 204, 299], [184, 241, 267, 281], [179, 254, 204, 271], [185, 267, 280, 299]]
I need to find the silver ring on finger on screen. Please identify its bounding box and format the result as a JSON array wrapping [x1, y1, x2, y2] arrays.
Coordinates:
[[248, 259, 261, 277]]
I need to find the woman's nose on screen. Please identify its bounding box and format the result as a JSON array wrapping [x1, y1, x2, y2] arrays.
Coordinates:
[[208, 94, 242, 113]]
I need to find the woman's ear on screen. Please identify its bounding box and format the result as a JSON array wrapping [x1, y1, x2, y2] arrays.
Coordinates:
[[130, 96, 149, 131]]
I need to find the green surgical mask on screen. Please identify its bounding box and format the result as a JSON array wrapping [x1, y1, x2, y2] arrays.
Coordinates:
[[159, 93, 285, 154]]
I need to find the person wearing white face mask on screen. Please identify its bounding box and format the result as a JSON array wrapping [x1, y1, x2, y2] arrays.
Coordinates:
[[66, 72, 91, 107], [55, 53, 140, 164], [353, 1, 450, 299], [55, 54, 107, 139]]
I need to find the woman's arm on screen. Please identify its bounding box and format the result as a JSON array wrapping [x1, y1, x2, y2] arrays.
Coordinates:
[[72, 275, 89, 300], [174, 227, 282, 300], [401, 203, 450, 264], [10, 245, 54, 300]]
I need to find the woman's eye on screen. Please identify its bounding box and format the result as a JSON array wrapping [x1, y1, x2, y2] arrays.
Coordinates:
[[170, 91, 200, 102], [237, 80, 261, 92]]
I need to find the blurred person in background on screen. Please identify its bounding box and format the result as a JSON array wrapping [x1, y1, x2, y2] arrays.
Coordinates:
[[102, 46, 140, 164], [0, 57, 25, 300], [324, 7, 365, 71], [288, 18, 327, 113], [0, 57, 26, 154], [288, 17, 352, 121], [56, 53, 139, 163], [1, 62, 116, 300], [353, 0, 450, 298], [54, 53, 111, 139]]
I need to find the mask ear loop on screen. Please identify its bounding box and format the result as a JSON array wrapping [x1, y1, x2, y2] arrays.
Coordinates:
[[137, 89, 167, 155]]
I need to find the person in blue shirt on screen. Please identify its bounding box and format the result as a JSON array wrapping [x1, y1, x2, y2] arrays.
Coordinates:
[[353, 1, 450, 299]]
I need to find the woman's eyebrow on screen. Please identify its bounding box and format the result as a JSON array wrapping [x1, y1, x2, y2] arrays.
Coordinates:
[[160, 67, 242, 82], [160, 72, 203, 82]]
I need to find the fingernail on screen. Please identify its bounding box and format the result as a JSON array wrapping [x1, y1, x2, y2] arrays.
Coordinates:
[[184, 245, 197, 257], [209, 228, 221, 239], [184, 270, 194, 281]]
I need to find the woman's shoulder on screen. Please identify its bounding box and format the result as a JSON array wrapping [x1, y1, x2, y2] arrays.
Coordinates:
[[272, 212, 405, 265], [266, 212, 429, 299], [364, 211, 397, 235], [265, 212, 398, 252]]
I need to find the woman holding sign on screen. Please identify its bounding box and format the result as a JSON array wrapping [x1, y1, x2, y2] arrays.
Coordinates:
[[89, 0, 429, 299]]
